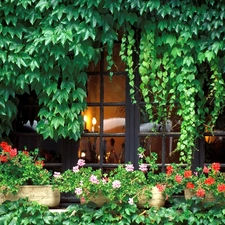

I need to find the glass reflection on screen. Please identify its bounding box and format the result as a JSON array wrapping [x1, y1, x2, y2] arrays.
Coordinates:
[[139, 105, 181, 132], [139, 136, 180, 164], [104, 75, 126, 102], [86, 75, 100, 103], [205, 135, 225, 163], [103, 106, 126, 133], [82, 107, 100, 133], [78, 136, 125, 164], [103, 137, 125, 164]]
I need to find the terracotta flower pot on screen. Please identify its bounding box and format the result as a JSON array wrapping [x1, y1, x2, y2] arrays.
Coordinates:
[[137, 186, 165, 209], [0, 185, 60, 208]]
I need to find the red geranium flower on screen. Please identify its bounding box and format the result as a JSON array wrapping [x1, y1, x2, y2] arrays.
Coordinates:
[[35, 160, 44, 167], [184, 170, 192, 178], [217, 184, 225, 192], [196, 188, 205, 198], [0, 141, 12, 152], [0, 142, 11, 152], [204, 177, 215, 185], [166, 165, 173, 175], [186, 182, 195, 189], [0, 155, 8, 162], [212, 163, 220, 172], [23, 151, 29, 156]]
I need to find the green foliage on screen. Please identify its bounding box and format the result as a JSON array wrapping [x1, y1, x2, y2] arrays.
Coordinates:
[[0, 0, 225, 163], [2, 198, 225, 224], [0, 142, 51, 195]]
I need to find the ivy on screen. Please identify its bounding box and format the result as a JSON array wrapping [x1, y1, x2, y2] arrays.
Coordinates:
[[0, 0, 224, 163]]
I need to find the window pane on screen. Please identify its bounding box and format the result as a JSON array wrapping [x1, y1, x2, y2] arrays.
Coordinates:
[[205, 135, 225, 163], [104, 75, 126, 103], [86, 75, 100, 103], [78, 136, 99, 164], [140, 136, 162, 163], [78, 136, 125, 164], [82, 107, 100, 133], [104, 43, 126, 72], [103, 137, 125, 164], [139, 136, 180, 164], [165, 137, 180, 163], [103, 106, 126, 133], [139, 105, 181, 132]]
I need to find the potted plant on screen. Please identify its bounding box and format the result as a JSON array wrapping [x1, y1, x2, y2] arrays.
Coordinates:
[[0, 141, 60, 207], [53, 158, 109, 207], [53, 147, 168, 209], [165, 162, 225, 205]]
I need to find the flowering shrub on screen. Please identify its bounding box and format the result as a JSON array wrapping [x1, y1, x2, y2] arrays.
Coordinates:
[[0, 141, 52, 195], [53, 147, 169, 207], [165, 162, 225, 201]]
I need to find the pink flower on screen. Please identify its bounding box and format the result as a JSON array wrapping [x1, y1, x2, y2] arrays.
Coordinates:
[[125, 164, 134, 172], [53, 172, 61, 178], [128, 198, 134, 205], [139, 164, 148, 172], [203, 166, 210, 174], [90, 175, 99, 184], [73, 166, 79, 172], [10, 148, 17, 157], [75, 187, 83, 196], [80, 197, 86, 203], [112, 180, 121, 189], [138, 153, 144, 158], [77, 159, 85, 167], [102, 178, 108, 184], [156, 184, 165, 192], [175, 175, 182, 183]]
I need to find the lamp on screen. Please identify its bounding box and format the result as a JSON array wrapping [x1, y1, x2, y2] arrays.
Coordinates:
[[83, 115, 87, 130], [92, 117, 97, 132], [81, 151, 86, 158]]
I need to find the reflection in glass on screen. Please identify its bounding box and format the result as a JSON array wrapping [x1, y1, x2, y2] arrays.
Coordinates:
[[86, 75, 100, 103], [78, 136, 125, 164], [139, 105, 181, 132], [103, 137, 125, 164], [78, 136, 99, 164], [103, 106, 126, 133], [104, 75, 126, 102], [205, 135, 225, 163], [82, 107, 100, 133], [139, 136, 179, 164]]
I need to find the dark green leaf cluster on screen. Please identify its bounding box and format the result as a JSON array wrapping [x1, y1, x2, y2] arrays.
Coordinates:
[[0, 0, 225, 152], [1, 198, 225, 224]]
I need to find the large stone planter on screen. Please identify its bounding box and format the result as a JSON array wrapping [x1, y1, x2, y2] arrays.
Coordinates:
[[184, 188, 216, 203], [137, 186, 165, 209], [80, 192, 109, 207], [0, 185, 60, 208]]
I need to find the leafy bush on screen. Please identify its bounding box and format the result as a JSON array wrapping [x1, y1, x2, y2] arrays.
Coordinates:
[[1, 198, 225, 225]]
